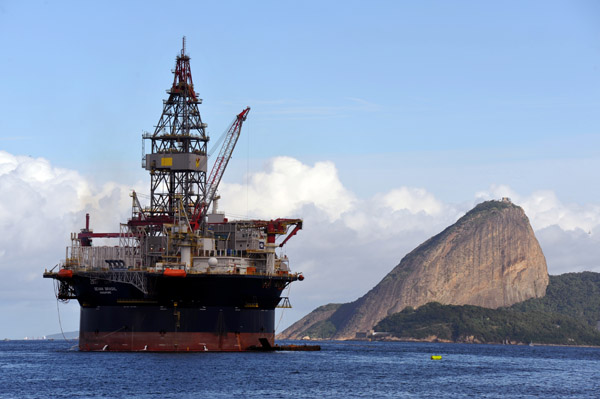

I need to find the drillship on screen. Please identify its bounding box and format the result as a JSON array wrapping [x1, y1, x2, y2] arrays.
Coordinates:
[[43, 39, 303, 352]]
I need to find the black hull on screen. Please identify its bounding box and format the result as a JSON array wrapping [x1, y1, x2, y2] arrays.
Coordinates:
[[79, 305, 275, 351], [45, 272, 295, 351], [68, 272, 291, 308], [80, 305, 275, 334]]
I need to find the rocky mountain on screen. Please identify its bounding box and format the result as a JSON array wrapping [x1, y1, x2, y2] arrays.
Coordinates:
[[373, 272, 600, 345], [279, 199, 549, 340]]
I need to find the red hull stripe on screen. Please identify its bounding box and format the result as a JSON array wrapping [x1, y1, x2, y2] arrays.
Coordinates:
[[79, 331, 274, 352]]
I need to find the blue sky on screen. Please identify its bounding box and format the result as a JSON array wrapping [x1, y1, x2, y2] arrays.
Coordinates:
[[1, 1, 599, 338], [2, 1, 599, 189]]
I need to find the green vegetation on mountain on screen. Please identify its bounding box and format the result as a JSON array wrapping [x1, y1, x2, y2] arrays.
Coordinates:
[[301, 304, 342, 338], [511, 272, 600, 326], [303, 320, 338, 339], [374, 272, 600, 345]]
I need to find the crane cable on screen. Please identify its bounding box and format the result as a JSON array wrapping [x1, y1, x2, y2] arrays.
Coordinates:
[[275, 284, 292, 334], [53, 279, 72, 343], [246, 118, 250, 220], [56, 299, 70, 343], [207, 125, 228, 157]]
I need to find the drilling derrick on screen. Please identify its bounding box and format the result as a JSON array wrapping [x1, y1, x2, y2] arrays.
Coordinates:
[[143, 37, 208, 228]]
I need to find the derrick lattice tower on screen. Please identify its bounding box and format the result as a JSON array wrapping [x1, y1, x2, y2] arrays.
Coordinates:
[[143, 37, 208, 223]]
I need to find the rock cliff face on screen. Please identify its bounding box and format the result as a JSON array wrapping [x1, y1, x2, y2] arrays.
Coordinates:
[[279, 200, 549, 340]]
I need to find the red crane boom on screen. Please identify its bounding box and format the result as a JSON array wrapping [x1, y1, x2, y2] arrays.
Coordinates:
[[190, 107, 250, 230]]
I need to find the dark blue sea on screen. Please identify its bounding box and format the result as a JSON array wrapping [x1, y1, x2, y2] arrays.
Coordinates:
[[1, 340, 599, 398]]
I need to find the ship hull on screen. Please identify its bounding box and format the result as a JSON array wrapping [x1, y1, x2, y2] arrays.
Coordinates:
[[45, 272, 294, 352], [79, 304, 275, 352]]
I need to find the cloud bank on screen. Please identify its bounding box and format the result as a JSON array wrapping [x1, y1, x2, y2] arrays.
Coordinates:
[[1, 151, 599, 337], [0, 151, 143, 338], [219, 157, 600, 328]]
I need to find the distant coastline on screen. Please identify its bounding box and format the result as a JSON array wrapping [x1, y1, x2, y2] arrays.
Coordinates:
[[2, 331, 80, 341]]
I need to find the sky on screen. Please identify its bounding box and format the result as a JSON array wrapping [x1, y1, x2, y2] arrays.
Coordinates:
[[0, 0, 599, 339]]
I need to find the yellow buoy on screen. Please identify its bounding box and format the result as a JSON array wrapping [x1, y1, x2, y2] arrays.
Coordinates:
[[431, 355, 442, 360]]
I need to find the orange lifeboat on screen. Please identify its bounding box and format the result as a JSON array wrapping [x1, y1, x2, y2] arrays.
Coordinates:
[[57, 269, 73, 278], [163, 268, 187, 277]]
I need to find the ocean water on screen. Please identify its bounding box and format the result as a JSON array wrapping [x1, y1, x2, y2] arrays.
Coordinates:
[[1, 340, 599, 398]]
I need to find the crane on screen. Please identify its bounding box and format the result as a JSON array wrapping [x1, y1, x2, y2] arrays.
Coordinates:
[[249, 219, 303, 247], [190, 106, 250, 231]]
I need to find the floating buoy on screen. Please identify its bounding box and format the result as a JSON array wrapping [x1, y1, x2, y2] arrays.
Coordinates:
[[431, 355, 442, 360]]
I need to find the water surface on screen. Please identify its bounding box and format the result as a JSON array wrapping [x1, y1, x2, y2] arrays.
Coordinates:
[[1, 340, 598, 398]]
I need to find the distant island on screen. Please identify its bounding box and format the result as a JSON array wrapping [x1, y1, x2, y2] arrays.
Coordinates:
[[45, 331, 79, 340]]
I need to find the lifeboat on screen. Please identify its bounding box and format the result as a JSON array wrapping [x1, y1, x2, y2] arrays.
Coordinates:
[[57, 269, 73, 278], [163, 268, 187, 277]]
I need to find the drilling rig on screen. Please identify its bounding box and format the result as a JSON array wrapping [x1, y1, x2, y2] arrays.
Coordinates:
[[44, 38, 303, 352]]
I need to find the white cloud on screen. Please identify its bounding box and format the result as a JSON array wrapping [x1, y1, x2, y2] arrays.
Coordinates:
[[535, 225, 600, 275], [219, 156, 356, 221], [381, 187, 445, 215], [2, 151, 599, 337], [0, 151, 143, 332], [476, 183, 600, 232], [220, 163, 600, 332], [220, 156, 463, 238]]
